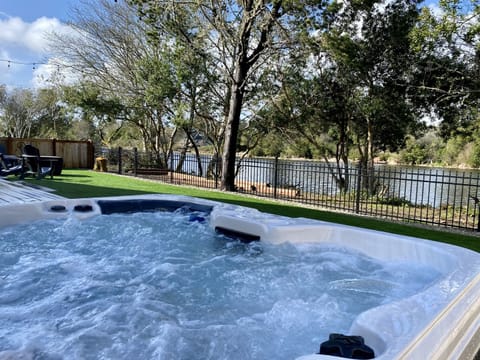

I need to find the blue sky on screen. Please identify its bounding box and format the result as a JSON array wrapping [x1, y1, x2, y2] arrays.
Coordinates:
[[0, 0, 74, 89], [0, 0, 72, 22]]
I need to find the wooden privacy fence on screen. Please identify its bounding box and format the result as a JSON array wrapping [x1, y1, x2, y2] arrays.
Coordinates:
[[0, 137, 95, 169]]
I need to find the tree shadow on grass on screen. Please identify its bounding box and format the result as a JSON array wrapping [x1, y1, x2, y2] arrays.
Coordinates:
[[12, 178, 152, 199], [54, 173, 92, 178], [49, 182, 154, 198]]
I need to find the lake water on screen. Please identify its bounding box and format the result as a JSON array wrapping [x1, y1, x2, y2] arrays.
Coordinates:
[[170, 153, 480, 207]]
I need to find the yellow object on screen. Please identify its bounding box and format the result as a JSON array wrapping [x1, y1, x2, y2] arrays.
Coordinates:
[[94, 157, 108, 172]]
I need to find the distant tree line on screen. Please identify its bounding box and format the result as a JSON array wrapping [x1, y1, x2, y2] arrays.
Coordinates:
[[0, 0, 478, 191]]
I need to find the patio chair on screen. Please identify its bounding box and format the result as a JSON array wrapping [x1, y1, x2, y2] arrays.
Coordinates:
[[21, 145, 54, 179], [0, 153, 23, 177]]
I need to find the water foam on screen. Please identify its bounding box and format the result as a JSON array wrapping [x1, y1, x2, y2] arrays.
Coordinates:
[[0, 211, 440, 359]]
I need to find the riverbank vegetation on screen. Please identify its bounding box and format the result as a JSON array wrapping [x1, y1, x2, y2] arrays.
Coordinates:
[[1, 0, 479, 181]]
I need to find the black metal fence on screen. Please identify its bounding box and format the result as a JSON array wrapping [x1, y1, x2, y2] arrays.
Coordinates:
[[104, 147, 480, 232]]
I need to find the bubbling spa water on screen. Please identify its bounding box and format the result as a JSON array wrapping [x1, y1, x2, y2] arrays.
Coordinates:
[[0, 210, 440, 360]]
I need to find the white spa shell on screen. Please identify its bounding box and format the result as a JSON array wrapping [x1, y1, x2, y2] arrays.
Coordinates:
[[1, 194, 479, 360]]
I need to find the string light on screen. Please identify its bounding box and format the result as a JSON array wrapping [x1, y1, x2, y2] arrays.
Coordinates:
[[0, 58, 47, 69]]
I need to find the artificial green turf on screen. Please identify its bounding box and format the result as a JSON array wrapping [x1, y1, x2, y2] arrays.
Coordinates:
[[14, 169, 480, 252]]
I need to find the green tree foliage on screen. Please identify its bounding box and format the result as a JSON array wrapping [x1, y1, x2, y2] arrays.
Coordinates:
[[401, 135, 429, 165], [0, 88, 35, 138], [410, 0, 480, 139], [32, 88, 72, 139], [62, 83, 127, 146], [10, 0, 477, 175], [266, 0, 421, 192], [129, 0, 329, 190], [323, 0, 420, 164], [51, 0, 232, 172], [264, 65, 354, 191], [50, 0, 193, 167], [0, 87, 71, 139]]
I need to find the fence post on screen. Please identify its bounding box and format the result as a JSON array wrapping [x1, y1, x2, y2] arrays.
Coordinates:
[[133, 147, 138, 177], [118, 147, 122, 174], [215, 153, 219, 189], [355, 162, 362, 214], [473, 198, 480, 232], [273, 156, 279, 199], [6, 136, 13, 154], [477, 206, 480, 232], [87, 140, 95, 169], [170, 151, 174, 183]]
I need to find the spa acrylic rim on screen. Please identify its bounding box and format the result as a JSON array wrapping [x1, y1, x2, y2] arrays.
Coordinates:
[[0, 194, 479, 360]]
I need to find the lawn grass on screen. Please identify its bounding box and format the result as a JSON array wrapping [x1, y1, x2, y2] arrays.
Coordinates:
[[16, 169, 480, 253]]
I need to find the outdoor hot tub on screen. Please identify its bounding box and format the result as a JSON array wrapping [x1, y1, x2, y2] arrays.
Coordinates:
[[0, 194, 479, 359]]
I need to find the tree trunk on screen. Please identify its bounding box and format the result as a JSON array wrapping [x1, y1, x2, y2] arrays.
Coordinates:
[[186, 131, 204, 177], [175, 138, 189, 172], [221, 79, 245, 190], [207, 152, 221, 180], [357, 117, 376, 195], [366, 117, 375, 195], [218, 1, 280, 191]]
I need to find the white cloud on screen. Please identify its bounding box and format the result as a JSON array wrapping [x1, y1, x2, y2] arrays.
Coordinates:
[[31, 62, 56, 89], [425, 3, 444, 17], [32, 58, 81, 89], [0, 17, 27, 44], [0, 15, 78, 89], [25, 17, 68, 53], [0, 16, 72, 55]]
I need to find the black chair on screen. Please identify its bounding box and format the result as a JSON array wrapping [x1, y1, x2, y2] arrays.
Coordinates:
[[0, 153, 23, 177], [21, 145, 54, 179]]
